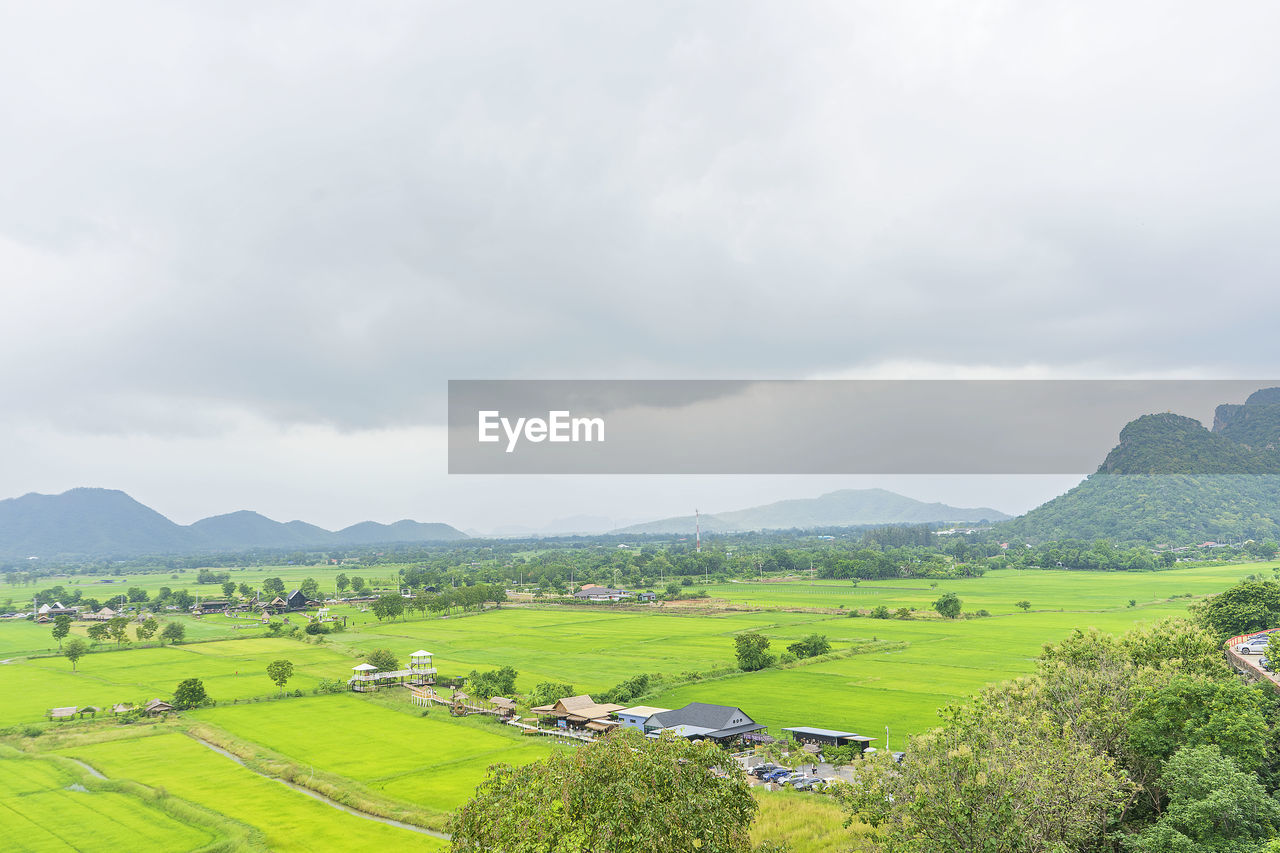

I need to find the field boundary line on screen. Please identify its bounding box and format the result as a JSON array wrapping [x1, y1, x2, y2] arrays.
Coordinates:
[[186, 732, 451, 841]]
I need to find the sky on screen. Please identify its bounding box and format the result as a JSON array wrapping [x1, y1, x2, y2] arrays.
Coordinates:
[[2, 2, 1279, 533]]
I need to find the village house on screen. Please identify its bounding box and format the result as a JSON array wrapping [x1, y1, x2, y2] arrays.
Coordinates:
[[614, 705, 671, 732], [645, 702, 765, 743], [782, 726, 877, 754], [531, 694, 626, 732], [572, 587, 633, 602]]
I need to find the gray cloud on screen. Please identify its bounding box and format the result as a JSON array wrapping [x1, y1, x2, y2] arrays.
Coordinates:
[[1, 2, 1279, 525]]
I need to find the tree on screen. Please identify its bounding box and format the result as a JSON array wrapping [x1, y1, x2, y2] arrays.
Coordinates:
[[299, 577, 320, 601], [171, 589, 194, 610], [136, 617, 158, 643], [63, 638, 88, 671], [238, 582, 252, 597], [262, 577, 286, 597], [86, 622, 109, 644], [734, 632, 775, 672], [934, 592, 962, 619], [1015, 599, 1032, 611], [528, 682, 576, 708], [172, 678, 210, 710], [266, 659, 295, 696], [160, 622, 186, 645], [786, 633, 831, 659], [372, 593, 405, 621], [467, 666, 518, 700], [51, 614, 71, 648], [365, 648, 399, 672], [1198, 580, 1280, 638], [842, 681, 1133, 853], [349, 576, 367, 594], [335, 573, 350, 594], [450, 729, 756, 853], [107, 616, 132, 647], [1130, 745, 1280, 852], [221, 581, 236, 599]]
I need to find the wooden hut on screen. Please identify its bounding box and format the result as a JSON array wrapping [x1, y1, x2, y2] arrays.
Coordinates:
[[144, 698, 174, 716], [48, 706, 77, 722]]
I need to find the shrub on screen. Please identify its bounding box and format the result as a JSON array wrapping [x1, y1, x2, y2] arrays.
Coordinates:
[[871, 605, 891, 619], [314, 678, 346, 695]]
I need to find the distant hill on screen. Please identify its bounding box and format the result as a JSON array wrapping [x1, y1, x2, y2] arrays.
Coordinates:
[[1005, 387, 1280, 543], [0, 488, 467, 558], [615, 488, 1009, 535]]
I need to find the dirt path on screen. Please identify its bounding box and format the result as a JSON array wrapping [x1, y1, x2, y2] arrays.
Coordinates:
[[186, 734, 451, 841]]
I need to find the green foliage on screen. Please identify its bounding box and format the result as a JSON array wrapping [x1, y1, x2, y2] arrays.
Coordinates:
[[1015, 600, 1031, 611], [372, 593, 405, 621], [1004, 472, 1280, 543], [262, 577, 286, 596], [467, 666, 518, 700], [598, 673, 653, 704], [734, 632, 775, 672], [1198, 580, 1280, 638], [172, 678, 210, 710], [449, 729, 756, 853], [304, 620, 328, 635], [314, 678, 347, 695], [135, 617, 158, 642], [528, 682, 576, 707], [107, 616, 131, 646], [266, 659, 295, 694], [364, 648, 399, 672], [870, 605, 890, 619], [933, 592, 962, 619], [1129, 745, 1280, 853], [159, 621, 185, 645], [51, 614, 71, 647], [1126, 676, 1273, 774], [86, 622, 108, 644], [785, 634, 831, 659], [841, 682, 1133, 853], [299, 577, 320, 600], [63, 637, 88, 670]]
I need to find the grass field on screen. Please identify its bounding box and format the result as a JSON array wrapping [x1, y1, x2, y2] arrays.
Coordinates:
[[0, 638, 357, 727], [194, 694, 565, 815], [0, 749, 219, 852], [3, 560, 1275, 852], [57, 731, 446, 852]]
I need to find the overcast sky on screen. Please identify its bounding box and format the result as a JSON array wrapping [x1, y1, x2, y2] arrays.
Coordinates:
[[2, 3, 1278, 532]]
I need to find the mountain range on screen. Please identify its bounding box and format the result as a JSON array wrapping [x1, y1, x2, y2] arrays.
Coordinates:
[[614, 488, 1009, 535], [0, 488, 467, 559], [1002, 387, 1280, 543]]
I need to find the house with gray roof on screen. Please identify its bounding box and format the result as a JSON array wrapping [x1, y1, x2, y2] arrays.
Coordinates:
[[646, 702, 764, 743]]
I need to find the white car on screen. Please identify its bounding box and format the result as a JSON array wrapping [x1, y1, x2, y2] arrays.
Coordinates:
[[1238, 639, 1271, 654]]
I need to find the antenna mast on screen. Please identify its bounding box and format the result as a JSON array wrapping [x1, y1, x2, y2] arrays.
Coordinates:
[[695, 509, 701, 553]]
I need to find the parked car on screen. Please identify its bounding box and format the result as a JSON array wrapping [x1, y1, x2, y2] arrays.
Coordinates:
[[750, 763, 781, 778], [788, 776, 823, 791], [762, 769, 794, 783], [1262, 657, 1274, 672], [1238, 639, 1271, 654]]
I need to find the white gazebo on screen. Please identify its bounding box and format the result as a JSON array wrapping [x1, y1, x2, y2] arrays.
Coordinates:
[[409, 650, 436, 686], [350, 662, 379, 692]]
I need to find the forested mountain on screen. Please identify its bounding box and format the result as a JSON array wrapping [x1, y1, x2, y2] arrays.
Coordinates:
[[616, 488, 1009, 535], [1007, 387, 1280, 543], [0, 488, 466, 558]]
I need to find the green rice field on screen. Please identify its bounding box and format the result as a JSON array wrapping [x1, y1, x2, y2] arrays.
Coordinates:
[[194, 694, 565, 815], [3, 560, 1275, 851], [56, 731, 446, 852], [0, 749, 219, 852]]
